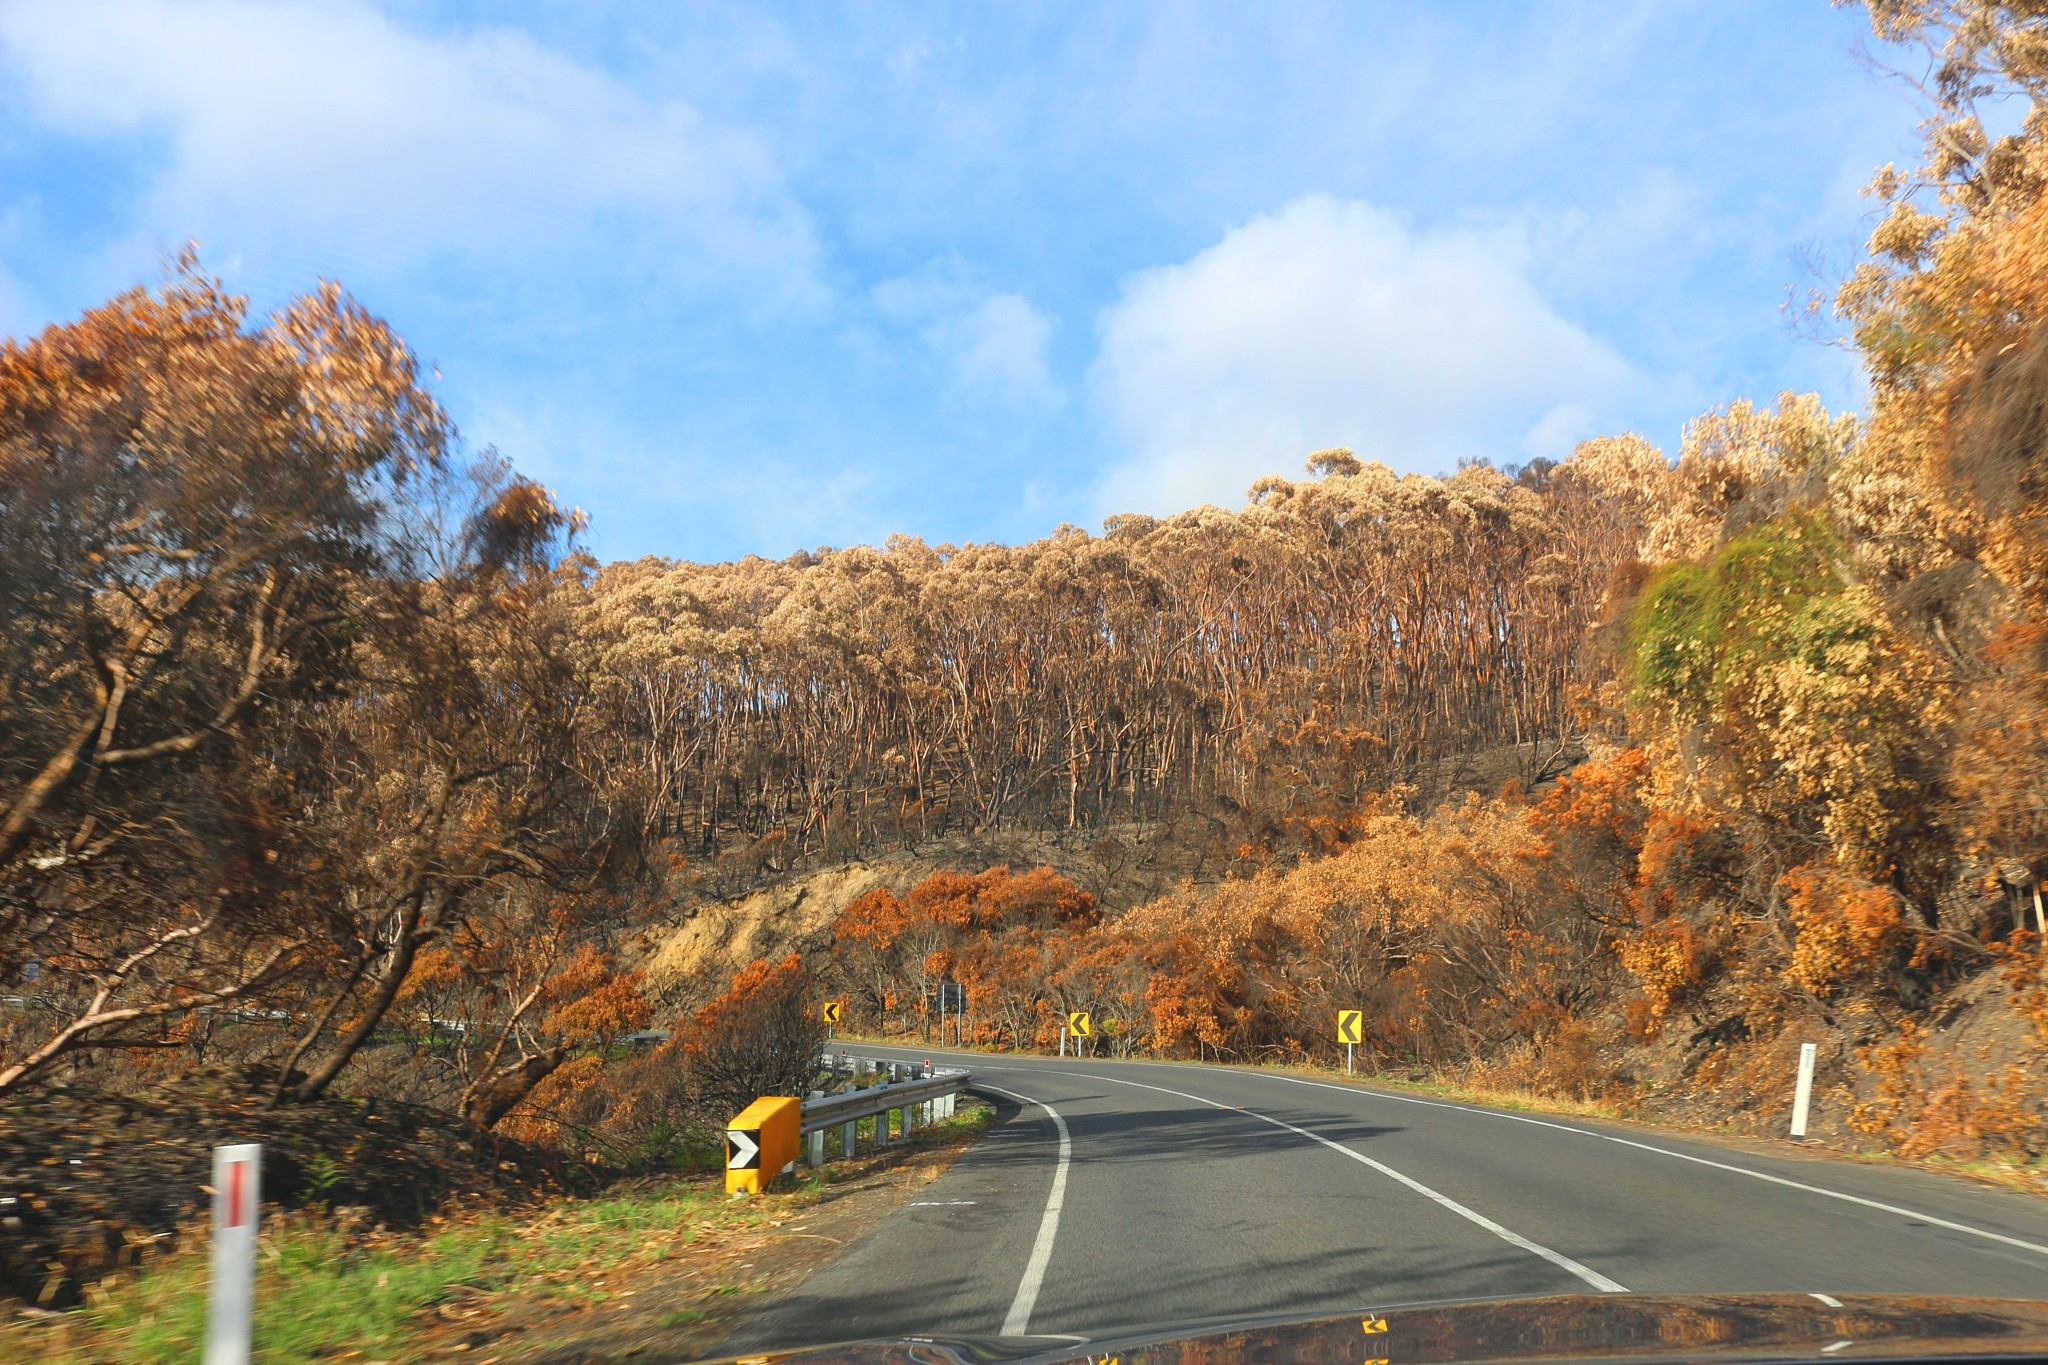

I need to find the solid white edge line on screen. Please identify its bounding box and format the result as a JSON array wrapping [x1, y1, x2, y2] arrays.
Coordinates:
[[1249, 1070, 2048, 1263], [979, 1082, 1073, 1336], [1811, 1293, 1845, 1308], [1026, 1067, 1627, 1295]]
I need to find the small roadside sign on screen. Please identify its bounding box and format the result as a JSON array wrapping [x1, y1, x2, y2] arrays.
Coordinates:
[[821, 1001, 842, 1023], [1338, 1009, 1364, 1076], [1067, 1011, 1092, 1037], [725, 1096, 800, 1195]]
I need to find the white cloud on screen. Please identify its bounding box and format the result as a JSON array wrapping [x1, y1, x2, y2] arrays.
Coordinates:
[[0, 0, 820, 309], [947, 293, 1057, 404], [1523, 401, 1597, 460], [1092, 195, 1631, 516], [872, 260, 1059, 407]]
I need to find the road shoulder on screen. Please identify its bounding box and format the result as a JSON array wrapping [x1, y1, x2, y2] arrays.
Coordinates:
[[427, 1107, 995, 1364]]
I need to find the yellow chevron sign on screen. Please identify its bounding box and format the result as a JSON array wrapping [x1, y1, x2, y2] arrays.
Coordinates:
[[821, 1001, 842, 1023], [1337, 1010, 1364, 1045], [1067, 1011, 1092, 1036]]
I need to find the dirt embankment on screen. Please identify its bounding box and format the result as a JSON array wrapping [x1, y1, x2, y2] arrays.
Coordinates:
[[636, 822, 2048, 1181], [637, 821, 1221, 1002], [640, 861, 916, 999], [1578, 956, 2048, 1183], [0, 1071, 576, 1309]]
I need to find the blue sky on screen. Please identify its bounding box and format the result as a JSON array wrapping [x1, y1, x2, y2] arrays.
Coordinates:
[[0, 1, 1922, 563]]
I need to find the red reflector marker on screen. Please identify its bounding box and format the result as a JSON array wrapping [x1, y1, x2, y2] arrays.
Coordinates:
[[226, 1159, 247, 1228]]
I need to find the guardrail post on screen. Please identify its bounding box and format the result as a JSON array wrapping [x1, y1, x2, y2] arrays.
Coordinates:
[[842, 1118, 858, 1159], [806, 1091, 825, 1166], [905, 1098, 917, 1138]]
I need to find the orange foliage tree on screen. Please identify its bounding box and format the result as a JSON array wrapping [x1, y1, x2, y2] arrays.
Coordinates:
[[675, 953, 825, 1120], [830, 868, 1100, 1045]]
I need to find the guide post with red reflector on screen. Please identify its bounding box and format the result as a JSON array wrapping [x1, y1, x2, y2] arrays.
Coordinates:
[[206, 1143, 261, 1365]]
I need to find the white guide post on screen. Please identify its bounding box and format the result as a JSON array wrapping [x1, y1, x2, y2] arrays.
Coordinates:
[[206, 1143, 261, 1365], [1346, 1041, 1354, 1076], [1059, 1025, 1066, 1058], [1790, 1042, 1817, 1138]]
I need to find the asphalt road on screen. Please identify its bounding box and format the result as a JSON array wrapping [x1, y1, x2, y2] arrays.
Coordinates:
[[722, 1047, 2048, 1352]]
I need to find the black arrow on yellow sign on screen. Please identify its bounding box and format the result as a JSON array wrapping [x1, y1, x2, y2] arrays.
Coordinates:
[[1337, 1010, 1364, 1045], [727, 1129, 761, 1170], [822, 1001, 842, 1023], [1067, 1011, 1092, 1037]]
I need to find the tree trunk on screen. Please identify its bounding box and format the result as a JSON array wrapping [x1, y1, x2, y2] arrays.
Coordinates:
[[283, 891, 439, 1104], [461, 1044, 570, 1130]]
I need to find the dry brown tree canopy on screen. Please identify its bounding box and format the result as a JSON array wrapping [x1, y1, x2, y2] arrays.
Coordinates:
[[0, 260, 629, 1108], [576, 452, 1642, 893], [0, 262, 453, 1094]]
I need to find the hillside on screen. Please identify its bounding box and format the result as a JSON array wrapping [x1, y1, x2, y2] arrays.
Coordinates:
[[7, 2, 2048, 1267]]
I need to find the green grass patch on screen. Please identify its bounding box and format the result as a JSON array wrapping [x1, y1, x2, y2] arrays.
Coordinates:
[[9, 1090, 1004, 1364], [7, 1178, 797, 1364]]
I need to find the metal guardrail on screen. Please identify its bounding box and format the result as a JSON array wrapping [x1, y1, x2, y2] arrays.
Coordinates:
[[798, 1050, 972, 1165], [802, 1055, 968, 1132]]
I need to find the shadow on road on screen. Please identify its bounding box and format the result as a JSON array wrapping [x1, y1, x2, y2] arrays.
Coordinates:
[[968, 1087, 1410, 1166]]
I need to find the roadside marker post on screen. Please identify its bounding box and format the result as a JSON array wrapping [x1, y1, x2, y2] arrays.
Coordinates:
[[206, 1143, 261, 1365], [1790, 1041, 1818, 1138], [822, 1000, 841, 1039], [1337, 1010, 1363, 1075]]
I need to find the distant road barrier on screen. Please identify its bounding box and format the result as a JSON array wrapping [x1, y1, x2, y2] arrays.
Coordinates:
[[725, 1051, 973, 1192], [803, 1052, 973, 1169]]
